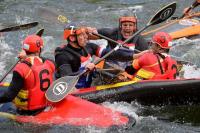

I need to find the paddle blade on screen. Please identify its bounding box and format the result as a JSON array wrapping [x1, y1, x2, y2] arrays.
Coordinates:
[[0, 22, 39, 32], [148, 2, 176, 26], [35, 28, 44, 37], [45, 76, 79, 102]]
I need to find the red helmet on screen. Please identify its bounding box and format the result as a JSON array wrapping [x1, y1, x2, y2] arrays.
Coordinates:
[[119, 15, 137, 30], [119, 16, 137, 24], [152, 32, 172, 49], [63, 25, 86, 39], [23, 35, 43, 53]]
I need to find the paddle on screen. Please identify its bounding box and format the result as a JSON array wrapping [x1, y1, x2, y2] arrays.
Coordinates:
[[0, 22, 39, 32], [0, 28, 44, 83], [180, 0, 200, 19], [45, 2, 177, 103]]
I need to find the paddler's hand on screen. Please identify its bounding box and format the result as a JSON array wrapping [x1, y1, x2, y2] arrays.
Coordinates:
[[85, 27, 100, 40], [86, 63, 96, 71], [18, 50, 27, 60], [183, 7, 191, 17], [86, 27, 98, 34], [117, 72, 132, 81]]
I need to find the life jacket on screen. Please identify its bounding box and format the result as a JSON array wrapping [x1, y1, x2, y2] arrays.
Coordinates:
[[132, 52, 177, 81], [13, 56, 55, 111], [55, 45, 93, 89], [152, 56, 178, 80]]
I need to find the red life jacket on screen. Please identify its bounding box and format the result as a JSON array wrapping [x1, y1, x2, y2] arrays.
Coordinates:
[[132, 52, 177, 80], [13, 56, 55, 110], [152, 56, 178, 80]]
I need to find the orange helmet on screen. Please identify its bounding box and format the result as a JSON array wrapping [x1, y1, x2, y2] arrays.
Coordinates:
[[119, 16, 137, 24], [23, 35, 43, 53], [152, 32, 172, 49], [63, 25, 86, 39], [119, 14, 137, 29]]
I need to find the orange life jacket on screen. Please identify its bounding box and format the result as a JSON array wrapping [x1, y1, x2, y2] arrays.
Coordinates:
[[13, 56, 55, 110]]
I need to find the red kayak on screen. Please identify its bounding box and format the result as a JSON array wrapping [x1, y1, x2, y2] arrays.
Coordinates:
[[0, 85, 134, 128]]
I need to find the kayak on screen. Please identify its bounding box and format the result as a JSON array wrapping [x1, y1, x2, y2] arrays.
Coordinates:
[[72, 78, 200, 106], [2, 77, 200, 106], [142, 12, 200, 40], [0, 83, 135, 128]]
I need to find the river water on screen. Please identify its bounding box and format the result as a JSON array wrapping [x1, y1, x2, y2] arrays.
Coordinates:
[[0, 0, 200, 133]]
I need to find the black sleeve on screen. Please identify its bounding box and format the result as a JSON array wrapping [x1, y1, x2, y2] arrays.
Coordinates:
[[55, 54, 74, 76], [0, 71, 23, 103], [97, 28, 115, 37], [125, 65, 137, 75], [135, 35, 149, 53], [106, 48, 134, 61], [97, 28, 119, 48]]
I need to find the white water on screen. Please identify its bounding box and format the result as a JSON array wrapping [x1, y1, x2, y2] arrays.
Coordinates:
[[0, 0, 200, 132]]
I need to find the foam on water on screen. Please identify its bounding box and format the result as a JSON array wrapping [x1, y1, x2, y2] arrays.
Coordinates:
[[0, 35, 15, 78], [181, 65, 200, 78]]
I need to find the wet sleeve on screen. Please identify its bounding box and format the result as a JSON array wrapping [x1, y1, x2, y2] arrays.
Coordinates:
[[0, 71, 23, 103], [97, 28, 114, 37], [55, 54, 74, 76], [106, 48, 134, 61], [125, 65, 137, 75], [135, 35, 149, 53], [58, 64, 80, 76]]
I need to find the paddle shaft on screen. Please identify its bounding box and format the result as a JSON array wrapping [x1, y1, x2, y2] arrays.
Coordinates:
[[0, 59, 19, 83]]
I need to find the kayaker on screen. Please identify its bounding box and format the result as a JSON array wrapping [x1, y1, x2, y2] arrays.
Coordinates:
[[55, 24, 145, 88], [124, 32, 178, 81], [0, 34, 55, 115], [87, 14, 149, 68], [55, 25, 108, 89], [183, 0, 200, 17]]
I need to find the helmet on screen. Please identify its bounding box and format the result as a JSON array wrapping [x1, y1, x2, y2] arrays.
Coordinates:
[[119, 16, 137, 24], [23, 35, 43, 53], [152, 32, 172, 49], [119, 14, 137, 30], [63, 25, 86, 39]]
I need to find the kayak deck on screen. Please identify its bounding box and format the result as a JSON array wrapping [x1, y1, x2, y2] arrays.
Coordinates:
[[0, 95, 135, 128]]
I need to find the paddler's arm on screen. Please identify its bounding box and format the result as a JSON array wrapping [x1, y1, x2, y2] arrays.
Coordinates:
[[55, 54, 80, 77], [0, 71, 23, 103], [86, 27, 118, 43], [124, 50, 149, 75], [133, 50, 151, 59], [134, 35, 149, 53], [183, 0, 200, 16]]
